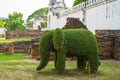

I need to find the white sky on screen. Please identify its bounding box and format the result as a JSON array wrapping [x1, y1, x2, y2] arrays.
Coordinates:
[[0, 0, 74, 21]]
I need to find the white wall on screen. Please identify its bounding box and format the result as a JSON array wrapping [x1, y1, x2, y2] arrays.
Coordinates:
[[48, 0, 120, 33], [0, 28, 7, 36], [86, 0, 120, 33]]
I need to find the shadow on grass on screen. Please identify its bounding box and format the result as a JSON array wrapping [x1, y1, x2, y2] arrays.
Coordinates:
[[36, 68, 102, 77]]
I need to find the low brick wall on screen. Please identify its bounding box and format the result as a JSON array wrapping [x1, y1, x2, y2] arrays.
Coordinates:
[[0, 37, 40, 53], [1, 30, 120, 60], [13, 41, 33, 53], [0, 43, 8, 53], [6, 29, 42, 39], [96, 30, 120, 60]]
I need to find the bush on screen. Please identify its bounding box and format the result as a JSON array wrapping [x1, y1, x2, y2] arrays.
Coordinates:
[[37, 28, 100, 73], [63, 29, 99, 72]]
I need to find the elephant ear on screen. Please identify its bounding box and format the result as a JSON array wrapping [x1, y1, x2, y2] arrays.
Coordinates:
[[53, 28, 64, 50]]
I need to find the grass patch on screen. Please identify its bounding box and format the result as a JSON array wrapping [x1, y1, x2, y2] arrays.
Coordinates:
[[0, 60, 120, 80], [0, 53, 27, 60], [0, 37, 32, 43]]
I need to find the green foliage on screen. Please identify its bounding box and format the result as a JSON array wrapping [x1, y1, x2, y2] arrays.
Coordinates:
[[4, 12, 25, 31], [37, 29, 100, 74], [26, 7, 48, 28], [0, 20, 4, 27], [53, 28, 64, 50], [40, 21, 47, 28], [73, 0, 87, 6], [25, 21, 33, 29], [27, 7, 48, 22], [64, 29, 99, 73]]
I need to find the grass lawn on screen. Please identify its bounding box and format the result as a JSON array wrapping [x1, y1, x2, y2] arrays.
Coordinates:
[[0, 53, 27, 60], [0, 53, 120, 80], [0, 37, 32, 43]]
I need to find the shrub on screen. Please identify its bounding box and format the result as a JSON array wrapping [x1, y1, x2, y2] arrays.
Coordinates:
[[37, 28, 100, 73]]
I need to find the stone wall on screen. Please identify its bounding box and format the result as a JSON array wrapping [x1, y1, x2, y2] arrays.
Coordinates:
[[6, 29, 42, 39], [96, 30, 120, 60]]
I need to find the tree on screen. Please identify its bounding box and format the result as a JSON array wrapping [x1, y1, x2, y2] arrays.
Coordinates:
[[4, 12, 25, 31], [26, 7, 48, 29], [73, 0, 87, 6], [25, 21, 33, 29], [0, 20, 4, 28]]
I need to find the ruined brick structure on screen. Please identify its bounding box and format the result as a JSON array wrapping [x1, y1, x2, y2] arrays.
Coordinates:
[[13, 41, 32, 53], [0, 43, 8, 53], [0, 38, 40, 55], [6, 29, 42, 39], [96, 30, 120, 60], [1, 29, 120, 60], [62, 17, 87, 29], [0, 37, 54, 60]]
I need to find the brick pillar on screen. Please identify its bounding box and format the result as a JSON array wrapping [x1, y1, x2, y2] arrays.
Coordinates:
[[6, 44, 14, 55], [29, 43, 40, 60]]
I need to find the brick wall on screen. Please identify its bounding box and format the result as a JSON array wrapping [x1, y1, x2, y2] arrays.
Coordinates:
[[96, 30, 120, 60], [6, 29, 42, 39], [0, 37, 40, 53], [62, 17, 87, 29]]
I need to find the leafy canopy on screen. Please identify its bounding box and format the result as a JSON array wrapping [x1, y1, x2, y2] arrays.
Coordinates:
[[0, 20, 4, 28], [4, 12, 25, 31], [73, 0, 87, 6], [26, 7, 48, 29]]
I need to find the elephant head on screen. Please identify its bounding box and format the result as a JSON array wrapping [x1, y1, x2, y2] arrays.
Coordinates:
[[36, 28, 66, 73]]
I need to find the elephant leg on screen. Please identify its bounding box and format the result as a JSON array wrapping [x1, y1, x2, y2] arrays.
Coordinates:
[[54, 51, 57, 68], [77, 57, 86, 69], [89, 57, 99, 73], [56, 49, 66, 74]]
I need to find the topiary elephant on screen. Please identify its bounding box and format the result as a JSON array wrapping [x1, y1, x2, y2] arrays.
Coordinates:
[[36, 28, 100, 74]]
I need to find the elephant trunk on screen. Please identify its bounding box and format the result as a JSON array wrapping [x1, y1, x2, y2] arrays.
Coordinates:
[[36, 50, 50, 71], [36, 30, 54, 71]]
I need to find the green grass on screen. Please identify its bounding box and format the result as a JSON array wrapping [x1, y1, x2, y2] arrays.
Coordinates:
[[0, 59, 120, 80], [0, 37, 32, 43], [0, 53, 27, 60]]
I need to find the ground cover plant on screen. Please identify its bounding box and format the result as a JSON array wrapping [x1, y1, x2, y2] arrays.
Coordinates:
[[0, 37, 32, 43]]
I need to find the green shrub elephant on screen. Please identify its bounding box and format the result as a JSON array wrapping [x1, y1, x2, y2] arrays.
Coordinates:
[[36, 28, 100, 74]]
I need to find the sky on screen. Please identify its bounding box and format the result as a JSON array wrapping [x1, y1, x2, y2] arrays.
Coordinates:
[[0, 0, 74, 21]]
